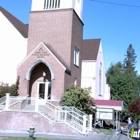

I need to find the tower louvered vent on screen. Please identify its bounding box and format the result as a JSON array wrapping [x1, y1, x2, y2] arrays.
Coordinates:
[[44, 0, 60, 9]]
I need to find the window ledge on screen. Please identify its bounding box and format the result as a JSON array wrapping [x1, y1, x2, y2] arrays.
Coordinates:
[[74, 64, 79, 68]]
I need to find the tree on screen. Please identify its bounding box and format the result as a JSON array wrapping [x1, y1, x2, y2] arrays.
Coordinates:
[[128, 99, 140, 115], [123, 44, 139, 102], [128, 99, 140, 121], [10, 76, 20, 96], [123, 44, 137, 73], [0, 76, 19, 97], [61, 84, 95, 114], [106, 62, 123, 100], [106, 44, 140, 113]]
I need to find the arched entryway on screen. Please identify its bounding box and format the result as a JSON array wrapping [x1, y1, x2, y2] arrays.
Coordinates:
[[26, 60, 54, 104]]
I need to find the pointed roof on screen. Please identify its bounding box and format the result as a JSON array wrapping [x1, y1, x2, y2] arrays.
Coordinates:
[[44, 42, 71, 74], [82, 39, 101, 60], [17, 42, 71, 75], [0, 6, 28, 38]]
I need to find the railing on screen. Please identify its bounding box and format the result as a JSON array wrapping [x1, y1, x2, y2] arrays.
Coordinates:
[[69, 107, 87, 116], [21, 97, 36, 111], [39, 101, 62, 121], [38, 102, 90, 134], [0, 94, 91, 134], [0, 96, 6, 110], [59, 106, 90, 132], [65, 111, 84, 132], [8, 96, 36, 111], [38, 103, 84, 133]]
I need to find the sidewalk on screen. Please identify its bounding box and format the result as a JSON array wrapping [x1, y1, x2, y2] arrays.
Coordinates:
[[0, 130, 107, 140], [0, 129, 124, 140]]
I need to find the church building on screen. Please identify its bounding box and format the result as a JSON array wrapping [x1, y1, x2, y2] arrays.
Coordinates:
[[17, 0, 110, 104], [17, 0, 83, 104], [0, 0, 124, 134], [0, 0, 112, 106]]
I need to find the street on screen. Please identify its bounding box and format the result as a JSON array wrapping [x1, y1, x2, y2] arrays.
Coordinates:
[[0, 130, 139, 140], [86, 131, 140, 140]]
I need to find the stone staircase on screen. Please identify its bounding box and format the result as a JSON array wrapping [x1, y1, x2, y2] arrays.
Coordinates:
[[0, 95, 91, 135], [22, 102, 89, 134]]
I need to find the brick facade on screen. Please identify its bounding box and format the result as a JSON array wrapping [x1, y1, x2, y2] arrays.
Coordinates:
[[17, 9, 83, 102]]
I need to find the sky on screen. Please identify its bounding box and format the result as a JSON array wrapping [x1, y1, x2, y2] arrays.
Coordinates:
[[0, 0, 140, 73]]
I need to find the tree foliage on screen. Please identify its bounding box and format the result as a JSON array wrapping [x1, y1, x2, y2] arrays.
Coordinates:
[[106, 44, 139, 113], [123, 44, 137, 73], [61, 84, 95, 114], [128, 99, 140, 116], [0, 76, 19, 97]]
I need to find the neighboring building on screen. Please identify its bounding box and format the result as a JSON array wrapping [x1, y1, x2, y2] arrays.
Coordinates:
[[81, 39, 110, 100], [0, 6, 28, 85], [0, 0, 110, 103]]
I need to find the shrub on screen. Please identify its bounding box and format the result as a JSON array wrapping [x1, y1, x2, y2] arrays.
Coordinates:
[[61, 84, 95, 114], [0, 76, 19, 97]]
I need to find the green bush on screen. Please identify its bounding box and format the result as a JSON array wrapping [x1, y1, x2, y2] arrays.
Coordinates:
[[61, 84, 95, 114]]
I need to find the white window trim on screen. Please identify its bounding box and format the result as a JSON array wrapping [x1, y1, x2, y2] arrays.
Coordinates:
[[99, 63, 102, 96], [74, 47, 79, 66], [74, 78, 77, 86]]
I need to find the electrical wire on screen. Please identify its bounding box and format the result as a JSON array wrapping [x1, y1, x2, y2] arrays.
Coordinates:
[[90, 0, 140, 8]]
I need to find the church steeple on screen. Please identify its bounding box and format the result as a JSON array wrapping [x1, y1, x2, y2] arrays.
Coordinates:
[[31, 0, 83, 19]]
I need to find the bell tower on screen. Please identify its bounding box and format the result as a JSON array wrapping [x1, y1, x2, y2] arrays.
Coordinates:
[[28, 0, 84, 68], [31, 0, 83, 19], [20, 0, 84, 100]]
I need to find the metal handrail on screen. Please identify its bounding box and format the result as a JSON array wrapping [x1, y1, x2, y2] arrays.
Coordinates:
[[39, 101, 87, 133], [1, 95, 88, 134], [59, 106, 89, 126]]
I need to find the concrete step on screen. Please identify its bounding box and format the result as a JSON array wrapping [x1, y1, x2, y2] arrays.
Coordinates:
[[23, 105, 35, 110]]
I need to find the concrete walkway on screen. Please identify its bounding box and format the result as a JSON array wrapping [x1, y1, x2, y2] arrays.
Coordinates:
[[0, 130, 105, 140], [0, 130, 132, 140]]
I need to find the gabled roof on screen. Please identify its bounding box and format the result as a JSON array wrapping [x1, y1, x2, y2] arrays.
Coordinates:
[[17, 42, 71, 75], [82, 39, 101, 60], [0, 6, 28, 38], [43, 42, 71, 74]]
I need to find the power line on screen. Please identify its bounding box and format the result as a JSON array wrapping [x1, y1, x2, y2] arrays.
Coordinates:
[[90, 0, 140, 8]]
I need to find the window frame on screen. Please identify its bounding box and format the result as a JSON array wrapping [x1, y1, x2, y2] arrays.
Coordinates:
[[99, 63, 102, 96], [74, 47, 79, 66], [74, 78, 77, 86]]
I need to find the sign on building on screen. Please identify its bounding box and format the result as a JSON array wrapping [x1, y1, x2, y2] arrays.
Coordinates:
[[96, 108, 114, 120]]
